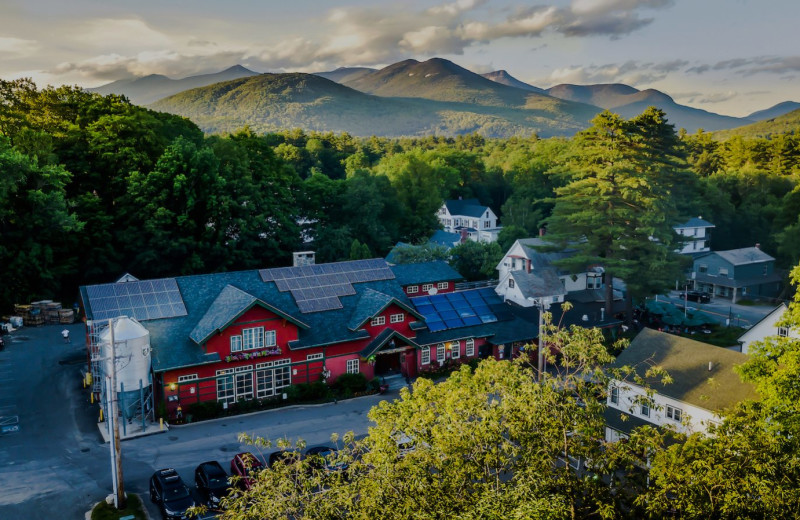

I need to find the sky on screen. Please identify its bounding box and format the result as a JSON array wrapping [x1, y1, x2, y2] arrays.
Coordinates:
[[1, 0, 798, 117]]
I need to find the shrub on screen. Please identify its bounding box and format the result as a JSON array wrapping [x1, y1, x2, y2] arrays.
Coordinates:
[[186, 400, 223, 421], [334, 372, 368, 394]]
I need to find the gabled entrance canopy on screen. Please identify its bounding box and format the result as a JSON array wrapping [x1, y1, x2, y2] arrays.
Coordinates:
[[360, 328, 419, 359]]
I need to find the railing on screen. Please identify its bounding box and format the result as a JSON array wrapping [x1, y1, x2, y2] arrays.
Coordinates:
[[455, 279, 497, 291]]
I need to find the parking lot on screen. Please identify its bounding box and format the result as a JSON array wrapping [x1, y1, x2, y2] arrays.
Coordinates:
[[0, 323, 389, 520], [657, 290, 777, 328]]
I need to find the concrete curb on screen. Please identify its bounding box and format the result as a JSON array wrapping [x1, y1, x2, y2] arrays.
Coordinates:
[[168, 391, 391, 430]]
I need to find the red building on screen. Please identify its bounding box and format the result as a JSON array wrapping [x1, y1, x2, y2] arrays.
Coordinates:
[[80, 259, 537, 417]]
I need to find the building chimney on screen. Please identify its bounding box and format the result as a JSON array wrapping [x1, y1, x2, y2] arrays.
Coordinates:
[[708, 361, 713, 372], [755, 243, 761, 249], [527, 259, 532, 273], [539, 227, 546, 237], [460, 228, 468, 243]]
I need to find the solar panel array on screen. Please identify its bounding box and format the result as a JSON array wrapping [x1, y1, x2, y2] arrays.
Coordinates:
[[86, 278, 188, 322], [260, 259, 395, 314], [410, 288, 511, 332]]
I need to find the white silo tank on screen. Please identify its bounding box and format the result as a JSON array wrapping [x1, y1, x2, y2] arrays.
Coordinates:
[[100, 317, 152, 420]]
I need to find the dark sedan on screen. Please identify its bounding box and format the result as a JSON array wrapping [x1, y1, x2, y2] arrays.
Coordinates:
[[194, 461, 232, 509], [149, 468, 196, 520]]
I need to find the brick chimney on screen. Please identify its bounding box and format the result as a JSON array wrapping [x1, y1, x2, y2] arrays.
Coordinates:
[[755, 243, 761, 249], [460, 229, 468, 243], [539, 227, 546, 237]]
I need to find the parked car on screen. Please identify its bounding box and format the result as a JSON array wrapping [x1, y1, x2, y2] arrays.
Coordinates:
[[149, 468, 196, 520], [230, 452, 264, 490], [685, 291, 711, 303], [194, 460, 231, 509], [304, 446, 348, 473], [268, 449, 300, 468]]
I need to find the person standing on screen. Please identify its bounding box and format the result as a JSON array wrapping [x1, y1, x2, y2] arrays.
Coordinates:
[[61, 329, 70, 343]]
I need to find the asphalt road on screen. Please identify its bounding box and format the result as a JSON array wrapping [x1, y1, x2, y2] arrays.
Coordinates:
[[656, 291, 777, 328], [0, 323, 391, 520]]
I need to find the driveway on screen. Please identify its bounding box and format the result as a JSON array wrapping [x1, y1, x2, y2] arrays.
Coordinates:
[[657, 291, 778, 328], [0, 323, 391, 520]]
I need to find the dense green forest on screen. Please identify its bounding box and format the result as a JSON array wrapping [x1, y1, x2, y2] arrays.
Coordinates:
[[1, 78, 799, 311]]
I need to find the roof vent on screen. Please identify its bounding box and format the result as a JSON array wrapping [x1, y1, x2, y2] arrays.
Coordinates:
[[582, 314, 589, 322], [708, 361, 713, 372]]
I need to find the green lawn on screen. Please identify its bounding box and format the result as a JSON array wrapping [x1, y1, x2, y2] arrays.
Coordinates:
[[91, 493, 147, 520]]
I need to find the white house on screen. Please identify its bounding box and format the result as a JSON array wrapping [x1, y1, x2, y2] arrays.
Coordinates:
[[437, 198, 501, 243], [738, 303, 798, 354], [495, 238, 605, 307], [605, 328, 757, 440], [674, 217, 714, 255]]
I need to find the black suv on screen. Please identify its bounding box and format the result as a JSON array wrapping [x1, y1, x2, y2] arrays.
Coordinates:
[[149, 468, 196, 519], [685, 291, 711, 303], [194, 461, 231, 509]]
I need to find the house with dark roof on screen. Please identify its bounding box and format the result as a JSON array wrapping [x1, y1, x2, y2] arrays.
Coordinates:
[[605, 328, 757, 440], [80, 258, 536, 419], [674, 217, 714, 256], [390, 260, 462, 297], [495, 238, 608, 308], [437, 198, 501, 243], [691, 246, 783, 303]]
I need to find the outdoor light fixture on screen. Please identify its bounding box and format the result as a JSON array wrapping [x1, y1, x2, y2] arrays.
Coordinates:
[[169, 383, 177, 391]]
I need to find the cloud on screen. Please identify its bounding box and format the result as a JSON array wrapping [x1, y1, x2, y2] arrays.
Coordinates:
[[0, 36, 38, 56], [687, 56, 800, 76], [540, 59, 682, 86], [43, 0, 679, 83]]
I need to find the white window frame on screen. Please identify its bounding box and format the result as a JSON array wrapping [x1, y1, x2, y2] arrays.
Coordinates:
[[437, 282, 448, 290], [230, 335, 242, 352], [390, 313, 404, 323], [666, 405, 683, 422], [307, 353, 323, 361], [641, 401, 650, 417], [346, 358, 360, 374], [178, 374, 198, 383], [407, 285, 419, 294], [610, 386, 619, 405], [465, 339, 475, 357], [451, 341, 460, 359], [235, 365, 254, 401], [242, 327, 264, 350], [216, 368, 235, 404], [422, 283, 434, 292], [509, 278, 515, 288], [436, 343, 446, 362], [370, 316, 385, 326], [265, 329, 277, 347], [778, 326, 789, 337], [421, 346, 430, 365]]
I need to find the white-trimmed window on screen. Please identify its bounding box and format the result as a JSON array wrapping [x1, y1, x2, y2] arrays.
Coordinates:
[[230, 335, 242, 352], [216, 368, 235, 404], [509, 278, 515, 288], [307, 353, 323, 361], [719, 268, 728, 277], [370, 316, 385, 326], [242, 327, 264, 350], [178, 374, 198, 383], [666, 405, 682, 422], [451, 341, 460, 359], [235, 365, 254, 401], [421, 346, 430, 365], [346, 358, 360, 374], [610, 386, 619, 405], [436, 343, 446, 361], [407, 285, 419, 294], [778, 326, 789, 337], [641, 401, 650, 417], [422, 283, 434, 292], [437, 282, 448, 290], [465, 339, 475, 357], [265, 329, 277, 347], [390, 313, 404, 323]]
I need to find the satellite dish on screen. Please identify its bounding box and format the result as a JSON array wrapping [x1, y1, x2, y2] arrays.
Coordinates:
[[428, 287, 438, 295]]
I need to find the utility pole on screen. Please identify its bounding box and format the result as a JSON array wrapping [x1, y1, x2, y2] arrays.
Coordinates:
[[108, 318, 126, 509]]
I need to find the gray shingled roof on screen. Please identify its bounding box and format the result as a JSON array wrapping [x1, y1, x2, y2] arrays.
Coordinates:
[[429, 230, 462, 248], [444, 198, 489, 218], [611, 328, 757, 412], [517, 238, 580, 275], [346, 288, 421, 331], [714, 247, 774, 266], [675, 217, 715, 229], [360, 329, 419, 358], [510, 268, 567, 301], [390, 261, 462, 286]]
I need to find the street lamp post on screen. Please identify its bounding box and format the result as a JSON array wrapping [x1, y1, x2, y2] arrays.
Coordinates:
[[107, 318, 126, 509]]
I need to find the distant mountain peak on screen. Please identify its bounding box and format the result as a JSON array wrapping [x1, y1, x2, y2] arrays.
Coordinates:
[[222, 64, 257, 74], [481, 70, 544, 93]]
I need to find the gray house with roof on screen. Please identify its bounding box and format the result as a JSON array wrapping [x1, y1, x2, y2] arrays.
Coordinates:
[[691, 246, 783, 303], [437, 198, 501, 243]]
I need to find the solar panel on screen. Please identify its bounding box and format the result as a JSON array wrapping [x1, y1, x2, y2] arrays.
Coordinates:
[[86, 278, 187, 322], [408, 287, 508, 332]]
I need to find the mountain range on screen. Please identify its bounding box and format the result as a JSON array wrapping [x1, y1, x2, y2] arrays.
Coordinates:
[[94, 58, 799, 138]]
